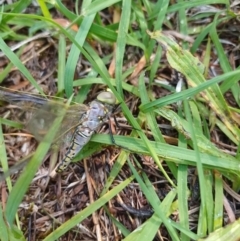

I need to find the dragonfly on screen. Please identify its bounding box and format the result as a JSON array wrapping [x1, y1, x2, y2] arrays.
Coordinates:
[[0, 87, 116, 177]]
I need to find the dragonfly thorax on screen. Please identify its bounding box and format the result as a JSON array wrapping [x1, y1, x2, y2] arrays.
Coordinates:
[[85, 100, 113, 130]]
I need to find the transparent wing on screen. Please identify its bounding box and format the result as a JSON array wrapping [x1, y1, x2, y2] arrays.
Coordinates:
[[0, 88, 48, 108], [0, 88, 88, 145], [0, 154, 33, 182], [29, 103, 89, 145]]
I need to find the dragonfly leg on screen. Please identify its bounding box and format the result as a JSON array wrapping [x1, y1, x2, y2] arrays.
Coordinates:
[[112, 113, 140, 132]]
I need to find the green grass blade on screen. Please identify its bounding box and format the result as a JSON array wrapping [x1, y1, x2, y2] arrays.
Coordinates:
[[210, 16, 240, 106], [167, 1, 228, 14], [37, 0, 51, 18], [115, 0, 131, 97], [123, 189, 181, 241], [213, 173, 223, 230], [0, 186, 9, 241], [177, 109, 190, 241], [127, 158, 180, 241], [198, 219, 240, 241], [57, 34, 66, 94], [140, 69, 240, 111], [184, 100, 207, 236], [43, 176, 134, 240], [2, 0, 32, 22], [82, 0, 122, 16], [0, 123, 13, 189], [145, 31, 240, 142], [5, 101, 68, 224], [91, 134, 240, 176], [178, 164, 190, 241], [0, 37, 44, 95], [64, 13, 96, 96], [138, 73, 178, 182], [101, 151, 129, 195]]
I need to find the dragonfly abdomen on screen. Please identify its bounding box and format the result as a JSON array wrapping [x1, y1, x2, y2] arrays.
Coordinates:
[[56, 126, 95, 173]]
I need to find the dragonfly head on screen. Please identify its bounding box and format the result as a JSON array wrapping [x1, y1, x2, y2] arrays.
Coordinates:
[[97, 91, 116, 105]]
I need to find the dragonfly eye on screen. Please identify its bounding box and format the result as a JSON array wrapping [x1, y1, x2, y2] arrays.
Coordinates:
[[97, 91, 116, 105]]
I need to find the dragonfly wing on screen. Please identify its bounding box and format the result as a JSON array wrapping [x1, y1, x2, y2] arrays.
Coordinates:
[[0, 154, 33, 182], [27, 102, 63, 141], [54, 108, 85, 145], [0, 88, 48, 107], [28, 102, 89, 144], [0, 88, 89, 145]]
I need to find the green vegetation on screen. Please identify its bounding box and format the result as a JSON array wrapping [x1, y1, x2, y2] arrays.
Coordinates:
[[0, 1, 239, 240]]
